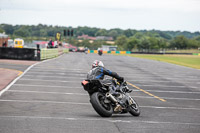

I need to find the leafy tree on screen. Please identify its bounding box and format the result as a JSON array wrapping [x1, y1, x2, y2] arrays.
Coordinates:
[[138, 37, 150, 51], [170, 36, 188, 49], [0, 28, 4, 33], [115, 35, 128, 50], [187, 39, 199, 48], [95, 29, 107, 36], [1, 24, 14, 34], [14, 26, 30, 37], [133, 32, 144, 39], [149, 37, 159, 49], [123, 29, 136, 37], [108, 30, 118, 39], [157, 31, 172, 40], [126, 37, 139, 50]]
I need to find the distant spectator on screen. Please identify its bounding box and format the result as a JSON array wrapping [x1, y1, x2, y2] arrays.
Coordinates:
[[52, 41, 54, 47], [59, 41, 62, 47], [48, 38, 53, 48], [54, 41, 58, 48], [2, 41, 7, 47]]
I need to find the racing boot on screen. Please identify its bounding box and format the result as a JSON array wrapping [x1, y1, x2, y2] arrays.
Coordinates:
[[114, 104, 122, 112]]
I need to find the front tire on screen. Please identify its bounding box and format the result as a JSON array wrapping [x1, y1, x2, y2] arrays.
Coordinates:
[[129, 97, 140, 116], [90, 92, 113, 117]]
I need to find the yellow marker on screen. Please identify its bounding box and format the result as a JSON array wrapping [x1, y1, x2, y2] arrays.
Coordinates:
[[127, 82, 166, 102], [103, 51, 107, 54], [0, 68, 23, 76], [111, 51, 116, 54], [18, 71, 23, 76], [120, 51, 126, 54]]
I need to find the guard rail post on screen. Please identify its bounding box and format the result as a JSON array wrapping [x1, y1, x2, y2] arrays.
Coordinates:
[[36, 44, 41, 61]]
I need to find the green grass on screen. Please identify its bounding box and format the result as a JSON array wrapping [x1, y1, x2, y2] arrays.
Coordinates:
[[165, 49, 200, 53], [125, 54, 200, 69]]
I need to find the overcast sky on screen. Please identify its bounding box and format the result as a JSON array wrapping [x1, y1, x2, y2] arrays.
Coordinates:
[[0, 0, 200, 32]]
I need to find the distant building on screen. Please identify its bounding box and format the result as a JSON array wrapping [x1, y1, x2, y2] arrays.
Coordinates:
[[64, 43, 77, 52], [77, 34, 96, 40], [102, 45, 117, 51], [77, 34, 113, 41], [0, 33, 9, 47], [96, 36, 113, 41]]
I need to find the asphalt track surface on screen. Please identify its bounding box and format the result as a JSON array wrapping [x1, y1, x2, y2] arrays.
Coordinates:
[[0, 53, 200, 133]]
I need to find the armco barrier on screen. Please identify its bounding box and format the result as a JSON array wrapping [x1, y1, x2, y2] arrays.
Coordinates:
[[88, 50, 131, 54], [41, 48, 69, 60], [41, 49, 59, 60], [0, 47, 38, 60], [0, 47, 69, 61]]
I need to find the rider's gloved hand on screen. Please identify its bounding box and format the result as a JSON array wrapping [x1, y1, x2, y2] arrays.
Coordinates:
[[118, 77, 124, 83]]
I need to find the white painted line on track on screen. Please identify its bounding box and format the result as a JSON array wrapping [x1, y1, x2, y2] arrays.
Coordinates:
[[14, 82, 188, 88], [19, 79, 80, 83], [28, 68, 86, 73], [0, 62, 42, 97], [165, 78, 200, 81], [7, 90, 87, 95], [8, 87, 200, 101], [8, 89, 200, 95], [27, 71, 86, 74], [26, 71, 85, 76], [128, 79, 200, 84], [13, 84, 82, 88], [133, 90, 200, 94], [125, 76, 200, 81], [161, 97, 200, 101], [0, 99, 90, 105], [32, 67, 84, 71], [132, 96, 200, 101], [23, 75, 85, 79], [1, 99, 200, 111], [141, 106, 200, 111], [135, 84, 186, 88], [0, 54, 67, 97], [0, 115, 200, 126]]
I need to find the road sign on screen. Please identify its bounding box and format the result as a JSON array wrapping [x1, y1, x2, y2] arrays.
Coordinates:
[[55, 32, 61, 41]]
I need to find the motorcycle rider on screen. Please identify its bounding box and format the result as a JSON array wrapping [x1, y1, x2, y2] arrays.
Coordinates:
[[87, 60, 125, 112], [87, 60, 124, 84]]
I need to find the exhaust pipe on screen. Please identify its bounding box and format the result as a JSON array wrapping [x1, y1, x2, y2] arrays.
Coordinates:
[[106, 93, 118, 103]]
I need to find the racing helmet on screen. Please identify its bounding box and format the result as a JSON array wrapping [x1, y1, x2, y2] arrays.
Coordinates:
[[92, 60, 104, 68]]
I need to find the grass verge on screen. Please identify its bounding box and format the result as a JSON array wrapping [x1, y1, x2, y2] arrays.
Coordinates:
[[124, 54, 200, 69]]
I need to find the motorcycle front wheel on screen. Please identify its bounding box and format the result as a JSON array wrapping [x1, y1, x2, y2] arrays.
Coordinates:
[[129, 97, 140, 116], [90, 92, 113, 117]]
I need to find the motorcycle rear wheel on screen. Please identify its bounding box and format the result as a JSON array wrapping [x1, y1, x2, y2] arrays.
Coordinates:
[[90, 92, 113, 117]]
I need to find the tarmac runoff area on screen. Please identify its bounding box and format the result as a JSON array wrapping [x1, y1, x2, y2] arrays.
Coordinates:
[[0, 53, 200, 133], [0, 60, 38, 92]]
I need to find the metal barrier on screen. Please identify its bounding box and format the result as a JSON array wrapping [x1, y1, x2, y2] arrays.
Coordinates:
[[41, 49, 59, 60], [40, 48, 69, 60], [0, 47, 38, 60], [88, 50, 131, 54], [0, 47, 69, 61]]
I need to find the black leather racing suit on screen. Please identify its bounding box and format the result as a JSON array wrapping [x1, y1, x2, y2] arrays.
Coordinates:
[[87, 66, 123, 82]]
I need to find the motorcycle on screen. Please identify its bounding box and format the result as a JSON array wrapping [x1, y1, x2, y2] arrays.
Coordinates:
[[98, 50, 103, 56], [81, 78, 140, 117]]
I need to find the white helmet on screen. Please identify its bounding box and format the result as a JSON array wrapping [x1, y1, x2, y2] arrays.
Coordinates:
[[92, 60, 104, 68]]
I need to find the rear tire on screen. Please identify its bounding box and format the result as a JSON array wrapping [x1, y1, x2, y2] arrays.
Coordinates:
[[90, 92, 113, 117], [129, 97, 140, 116]]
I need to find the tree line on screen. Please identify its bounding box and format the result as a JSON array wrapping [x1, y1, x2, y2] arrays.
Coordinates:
[[0, 23, 200, 50]]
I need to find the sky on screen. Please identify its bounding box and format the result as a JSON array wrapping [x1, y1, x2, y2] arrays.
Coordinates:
[[0, 0, 200, 32]]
